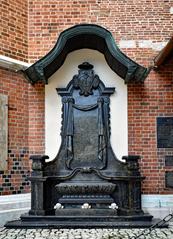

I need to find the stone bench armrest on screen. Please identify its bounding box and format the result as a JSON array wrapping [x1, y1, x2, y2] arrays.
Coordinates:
[[30, 155, 49, 171], [122, 155, 141, 171]]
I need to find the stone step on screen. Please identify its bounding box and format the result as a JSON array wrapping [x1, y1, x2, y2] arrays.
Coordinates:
[[5, 218, 167, 229], [0, 193, 30, 227], [0, 208, 30, 227]]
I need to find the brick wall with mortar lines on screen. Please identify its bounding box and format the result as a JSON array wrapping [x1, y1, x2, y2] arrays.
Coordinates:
[[0, 68, 45, 195], [28, 0, 173, 64], [128, 59, 173, 194], [0, 0, 28, 62], [0, 68, 30, 195], [28, 82, 45, 156], [1, 0, 173, 64], [0, 0, 173, 195]]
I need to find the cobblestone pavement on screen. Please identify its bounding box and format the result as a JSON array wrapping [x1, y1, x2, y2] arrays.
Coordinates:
[[0, 225, 173, 239]]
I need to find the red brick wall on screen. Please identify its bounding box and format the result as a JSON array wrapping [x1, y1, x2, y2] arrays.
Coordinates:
[[28, 83, 45, 155], [128, 59, 173, 194], [0, 68, 30, 195], [0, 68, 45, 195], [28, 0, 173, 64], [0, 0, 28, 62]]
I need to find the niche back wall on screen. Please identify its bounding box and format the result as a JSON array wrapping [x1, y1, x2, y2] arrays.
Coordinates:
[[45, 49, 128, 161]]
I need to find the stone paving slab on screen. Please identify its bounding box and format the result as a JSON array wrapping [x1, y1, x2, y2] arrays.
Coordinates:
[[0, 226, 173, 239]]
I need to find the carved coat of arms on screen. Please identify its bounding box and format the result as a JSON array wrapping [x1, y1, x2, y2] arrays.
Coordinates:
[[73, 62, 100, 96]]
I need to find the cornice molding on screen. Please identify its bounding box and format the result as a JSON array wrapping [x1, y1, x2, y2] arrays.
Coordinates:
[[24, 24, 150, 84], [0, 55, 30, 72]]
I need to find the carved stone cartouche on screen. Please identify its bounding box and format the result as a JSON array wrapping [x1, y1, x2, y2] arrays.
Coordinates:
[[73, 62, 100, 96]]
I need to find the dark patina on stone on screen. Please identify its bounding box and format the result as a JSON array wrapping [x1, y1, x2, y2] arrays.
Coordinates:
[[165, 156, 173, 166], [165, 172, 173, 188], [6, 63, 157, 228], [157, 117, 173, 148]]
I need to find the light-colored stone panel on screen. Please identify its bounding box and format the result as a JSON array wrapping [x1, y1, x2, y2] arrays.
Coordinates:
[[170, 7, 173, 14], [0, 94, 8, 170], [0, 193, 30, 226], [119, 40, 136, 48]]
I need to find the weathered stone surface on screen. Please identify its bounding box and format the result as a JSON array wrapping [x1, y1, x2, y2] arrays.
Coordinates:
[[157, 117, 173, 148], [165, 172, 173, 188], [165, 156, 173, 166], [0, 94, 8, 170]]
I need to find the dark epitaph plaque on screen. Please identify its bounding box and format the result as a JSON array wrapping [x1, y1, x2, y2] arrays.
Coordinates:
[[165, 172, 173, 188], [165, 156, 173, 166], [157, 117, 173, 148]]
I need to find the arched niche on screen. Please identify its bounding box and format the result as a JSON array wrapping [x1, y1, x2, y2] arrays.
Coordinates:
[[45, 49, 128, 160], [23, 24, 150, 160]]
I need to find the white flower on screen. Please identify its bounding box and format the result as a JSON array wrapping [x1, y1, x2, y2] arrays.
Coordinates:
[[109, 203, 118, 210], [54, 203, 64, 209], [81, 203, 91, 209]]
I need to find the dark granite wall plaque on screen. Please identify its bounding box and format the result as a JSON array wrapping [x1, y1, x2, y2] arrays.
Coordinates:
[[165, 172, 173, 188], [165, 156, 173, 166], [157, 117, 173, 148]]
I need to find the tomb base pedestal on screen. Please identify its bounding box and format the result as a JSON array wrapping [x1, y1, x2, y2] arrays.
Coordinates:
[[5, 212, 166, 229]]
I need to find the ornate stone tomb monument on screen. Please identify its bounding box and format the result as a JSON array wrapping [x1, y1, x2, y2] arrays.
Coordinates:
[[6, 62, 154, 228], [6, 24, 163, 228]]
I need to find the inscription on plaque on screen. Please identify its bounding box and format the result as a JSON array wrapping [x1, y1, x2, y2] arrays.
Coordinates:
[[165, 172, 173, 188], [165, 156, 173, 166], [0, 94, 8, 170], [157, 117, 173, 148]]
